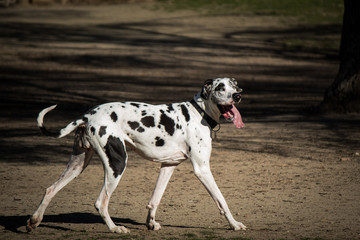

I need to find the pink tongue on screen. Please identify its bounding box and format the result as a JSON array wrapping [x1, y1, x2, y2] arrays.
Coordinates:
[[223, 105, 245, 128]]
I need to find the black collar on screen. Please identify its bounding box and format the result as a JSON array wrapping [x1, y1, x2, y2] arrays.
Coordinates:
[[190, 99, 218, 129]]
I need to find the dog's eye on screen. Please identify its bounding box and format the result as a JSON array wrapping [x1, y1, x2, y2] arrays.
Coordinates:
[[215, 83, 225, 92]]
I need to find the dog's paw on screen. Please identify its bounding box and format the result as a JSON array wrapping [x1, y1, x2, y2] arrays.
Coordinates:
[[111, 225, 130, 233], [232, 221, 247, 231], [26, 220, 36, 232], [147, 220, 161, 231], [26, 216, 41, 232]]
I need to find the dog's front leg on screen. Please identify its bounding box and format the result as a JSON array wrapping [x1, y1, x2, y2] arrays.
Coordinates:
[[192, 160, 246, 231], [146, 163, 178, 230]]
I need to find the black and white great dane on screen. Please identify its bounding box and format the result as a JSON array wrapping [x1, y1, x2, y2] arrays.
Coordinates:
[[26, 77, 246, 233]]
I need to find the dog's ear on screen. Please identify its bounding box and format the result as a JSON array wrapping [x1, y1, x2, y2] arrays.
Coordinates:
[[201, 79, 213, 100], [230, 78, 238, 88]]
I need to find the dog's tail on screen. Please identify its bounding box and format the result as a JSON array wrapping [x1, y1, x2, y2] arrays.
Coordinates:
[[37, 105, 85, 138]]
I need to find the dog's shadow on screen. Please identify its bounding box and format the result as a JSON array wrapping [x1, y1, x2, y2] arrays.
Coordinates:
[[0, 213, 143, 233]]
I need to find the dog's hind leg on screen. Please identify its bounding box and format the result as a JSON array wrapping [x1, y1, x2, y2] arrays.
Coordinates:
[[146, 163, 178, 231], [93, 136, 129, 233], [26, 127, 94, 232]]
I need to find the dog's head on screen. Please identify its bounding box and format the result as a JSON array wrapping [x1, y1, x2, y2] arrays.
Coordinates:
[[201, 77, 245, 128]]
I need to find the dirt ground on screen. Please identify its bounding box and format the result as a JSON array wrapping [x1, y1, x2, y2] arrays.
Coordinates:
[[0, 2, 359, 240]]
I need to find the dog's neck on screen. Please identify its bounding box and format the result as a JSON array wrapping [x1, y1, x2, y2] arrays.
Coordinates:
[[192, 92, 221, 126]]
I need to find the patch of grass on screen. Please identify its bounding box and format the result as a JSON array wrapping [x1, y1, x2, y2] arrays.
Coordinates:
[[156, 0, 343, 55], [199, 230, 218, 239], [218, 237, 253, 240], [300, 238, 326, 240], [85, 234, 142, 240], [280, 36, 340, 54], [183, 232, 199, 239], [61, 234, 74, 238], [188, 230, 252, 240], [156, 0, 344, 25]]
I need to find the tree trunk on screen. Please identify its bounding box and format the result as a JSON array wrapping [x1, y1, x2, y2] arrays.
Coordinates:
[[321, 0, 360, 113]]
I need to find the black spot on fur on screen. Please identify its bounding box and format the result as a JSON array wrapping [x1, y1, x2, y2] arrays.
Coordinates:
[[90, 126, 96, 135], [155, 137, 165, 147], [99, 126, 107, 137], [130, 103, 140, 108], [110, 112, 118, 122], [181, 104, 190, 122], [89, 109, 97, 115], [159, 113, 175, 136], [215, 83, 225, 92], [141, 110, 147, 116], [141, 116, 155, 128], [137, 127, 145, 133], [167, 104, 174, 113], [128, 121, 140, 130], [82, 117, 88, 122], [189, 146, 191, 152], [105, 136, 127, 177], [72, 120, 77, 126]]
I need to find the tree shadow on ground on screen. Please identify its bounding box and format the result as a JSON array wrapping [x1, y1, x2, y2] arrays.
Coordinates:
[[0, 7, 356, 165], [0, 14, 341, 119]]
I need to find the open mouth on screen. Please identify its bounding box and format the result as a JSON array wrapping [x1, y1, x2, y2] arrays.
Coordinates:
[[217, 104, 245, 128], [218, 104, 234, 120]]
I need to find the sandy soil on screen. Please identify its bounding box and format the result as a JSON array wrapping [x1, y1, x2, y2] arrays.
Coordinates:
[[0, 2, 359, 240]]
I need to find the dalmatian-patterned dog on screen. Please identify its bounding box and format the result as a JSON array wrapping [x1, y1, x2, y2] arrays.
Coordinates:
[[26, 77, 246, 233]]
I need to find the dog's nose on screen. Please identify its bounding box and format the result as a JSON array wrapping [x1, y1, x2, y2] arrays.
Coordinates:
[[232, 92, 242, 102]]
